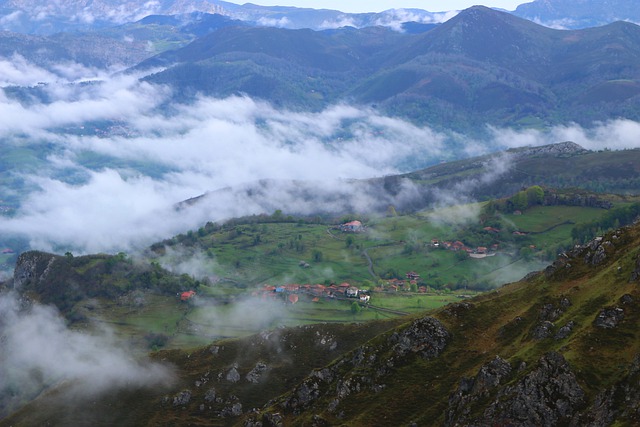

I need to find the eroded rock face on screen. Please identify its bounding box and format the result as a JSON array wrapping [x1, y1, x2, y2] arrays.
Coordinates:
[[483, 352, 585, 426], [12, 251, 58, 290], [446, 356, 513, 426], [277, 316, 451, 416], [388, 316, 451, 359]]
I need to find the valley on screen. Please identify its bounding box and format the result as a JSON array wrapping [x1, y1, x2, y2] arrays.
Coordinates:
[[2, 0, 640, 425]]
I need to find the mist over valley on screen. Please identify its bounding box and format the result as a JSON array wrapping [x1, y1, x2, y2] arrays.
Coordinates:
[[2, 1, 640, 425]]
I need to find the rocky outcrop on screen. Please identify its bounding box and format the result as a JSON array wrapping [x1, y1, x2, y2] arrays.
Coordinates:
[[12, 251, 60, 290], [572, 354, 640, 426], [271, 316, 451, 417], [447, 352, 585, 426], [173, 390, 192, 406], [482, 352, 586, 426], [446, 356, 513, 426], [630, 254, 640, 282], [511, 142, 588, 160], [388, 316, 451, 359], [555, 321, 576, 340], [594, 307, 624, 329]]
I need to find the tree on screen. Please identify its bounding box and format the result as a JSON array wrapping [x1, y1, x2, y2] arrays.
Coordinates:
[[312, 249, 323, 262], [350, 301, 361, 315], [510, 191, 528, 211], [345, 235, 354, 248], [526, 185, 545, 206]]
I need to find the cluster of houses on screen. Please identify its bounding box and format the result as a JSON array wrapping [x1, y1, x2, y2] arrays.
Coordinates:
[[384, 271, 428, 292], [256, 282, 371, 304], [431, 239, 499, 258]]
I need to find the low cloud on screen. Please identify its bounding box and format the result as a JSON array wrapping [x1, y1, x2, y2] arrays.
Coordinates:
[[319, 16, 357, 29], [0, 60, 452, 254], [0, 54, 59, 87], [257, 16, 292, 28], [488, 120, 640, 151], [374, 9, 458, 31], [1, 57, 640, 256], [0, 292, 174, 415]]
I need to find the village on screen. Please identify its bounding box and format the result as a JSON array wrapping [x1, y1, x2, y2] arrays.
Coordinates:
[[176, 219, 522, 309]]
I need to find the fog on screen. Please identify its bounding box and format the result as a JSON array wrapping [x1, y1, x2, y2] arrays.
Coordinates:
[[0, 292, 175, 415], [1, 57, 640, 256]]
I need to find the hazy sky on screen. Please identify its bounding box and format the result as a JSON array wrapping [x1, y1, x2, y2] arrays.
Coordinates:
[[249, 1, 525, 13]]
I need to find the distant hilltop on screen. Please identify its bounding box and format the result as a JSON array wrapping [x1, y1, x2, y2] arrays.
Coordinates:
[[508, 141, 589, 158]]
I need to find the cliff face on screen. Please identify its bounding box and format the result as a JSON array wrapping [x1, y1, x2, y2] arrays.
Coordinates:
[[6, 250, 194, 319]]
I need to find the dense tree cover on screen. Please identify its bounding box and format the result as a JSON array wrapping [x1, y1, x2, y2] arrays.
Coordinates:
[[571, 202, 640, 243], [485, 185, 545, 213]]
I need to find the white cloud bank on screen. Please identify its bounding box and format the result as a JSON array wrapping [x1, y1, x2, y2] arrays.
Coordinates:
[[0, 292, 174, 413], [0, 57, 639, 255]]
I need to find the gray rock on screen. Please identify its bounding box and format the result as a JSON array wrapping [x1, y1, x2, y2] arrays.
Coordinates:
[[221, 402, 243, 417], [227, 366, 241, 383], [620, 294, 634, 305], [531, 321, 555, 339], [540, 303, 564, 322], [204, 387, 217, 403], [173, 390, 192, 406], [446, 356, 512, 426], [246, 362, 268, 384], [483, 352, 585, 426], [261, 412, 284, 427], [594, 307, 624, 328], [388, 316, 451, 359], [555, 321, 576, 340]]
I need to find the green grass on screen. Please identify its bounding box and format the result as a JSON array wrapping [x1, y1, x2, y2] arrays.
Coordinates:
[[505, 205, 604, 233]]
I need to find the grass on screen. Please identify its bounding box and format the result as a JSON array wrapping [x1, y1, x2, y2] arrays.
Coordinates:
[[505, 205, 604, 233]]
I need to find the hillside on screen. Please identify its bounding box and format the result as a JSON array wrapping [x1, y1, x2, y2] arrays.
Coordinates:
[[4, 209, 640, 425], [513, 0, 640, 29], [3, 6, 640, 130], [138, 6, 640, 130], [182, 143, 640, 219]]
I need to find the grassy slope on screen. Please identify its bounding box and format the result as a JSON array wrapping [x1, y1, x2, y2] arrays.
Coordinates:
[[4, 217, 640, 426], [259, 224, 640, 426]]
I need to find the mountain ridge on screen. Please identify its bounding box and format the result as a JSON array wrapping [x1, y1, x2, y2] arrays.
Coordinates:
[[135, 7, 640, 129]]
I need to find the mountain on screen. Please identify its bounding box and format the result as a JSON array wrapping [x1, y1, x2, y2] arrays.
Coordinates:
[[137, 6, 640, 130], [0, 0, 228, 34], [4, 211, 640, 425], [180, 143, 640, 218], [0, 30, 154, 70], [513, 0, 640, 29], [138, 24, 408, 109], [0, 0, 450, 35]]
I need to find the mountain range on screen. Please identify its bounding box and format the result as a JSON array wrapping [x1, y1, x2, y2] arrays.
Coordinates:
[[139, 6, 640, 129], [2, 0, 640, 35], [513, 0, 640, 29], [4, 5, 640, 132]]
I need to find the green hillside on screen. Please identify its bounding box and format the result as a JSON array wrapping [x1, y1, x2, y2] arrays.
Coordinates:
[[5, 206, 640, 426], [138, 7, 640, 131]]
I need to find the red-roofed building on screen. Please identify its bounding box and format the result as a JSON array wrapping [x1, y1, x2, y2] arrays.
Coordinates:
[[180, 290, 196, 301], [340, 220, 364, 233]]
